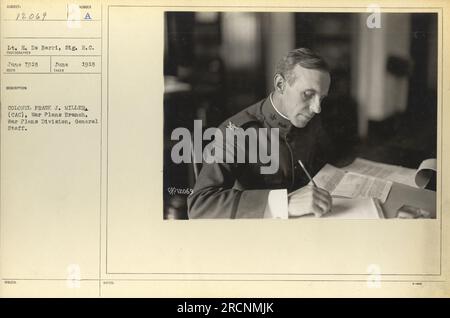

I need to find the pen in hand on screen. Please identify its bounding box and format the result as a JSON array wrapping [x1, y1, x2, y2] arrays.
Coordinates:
[[298, 159, 318, 187], [295, 160, 332, 216]]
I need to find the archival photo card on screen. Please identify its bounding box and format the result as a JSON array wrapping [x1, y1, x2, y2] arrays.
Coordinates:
[[1, 0, 449, 298]]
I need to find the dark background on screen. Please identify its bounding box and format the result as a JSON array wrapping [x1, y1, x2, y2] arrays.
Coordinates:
[[163, 12, 437, 219]]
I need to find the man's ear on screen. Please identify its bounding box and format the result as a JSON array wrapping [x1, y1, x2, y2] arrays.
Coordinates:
[[273, 73, 285, 94]]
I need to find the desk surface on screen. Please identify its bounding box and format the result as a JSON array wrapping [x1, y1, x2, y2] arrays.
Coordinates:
[[382, 182, 436, 218]]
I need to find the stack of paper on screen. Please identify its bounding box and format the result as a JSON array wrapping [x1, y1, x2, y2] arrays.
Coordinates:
[[312, 164, 392, 203], [343, 158, 436, 189]]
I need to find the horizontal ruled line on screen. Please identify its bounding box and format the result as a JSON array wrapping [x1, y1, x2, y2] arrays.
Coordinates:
[[4, 55, 101, 57], [3, 37, 101, 39], [1, 278, 446, 283], [3, 19, 101, 22], [3, 72, 101, 75]]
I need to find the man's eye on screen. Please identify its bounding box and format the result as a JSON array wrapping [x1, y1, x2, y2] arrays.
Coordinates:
[[302, 91, 314, 100]]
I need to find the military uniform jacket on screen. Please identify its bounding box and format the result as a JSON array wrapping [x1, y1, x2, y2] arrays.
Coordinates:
[[187, 95, 331, 219]]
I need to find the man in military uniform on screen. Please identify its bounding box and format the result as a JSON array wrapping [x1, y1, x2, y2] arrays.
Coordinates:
[[187, 48, 333, 219]]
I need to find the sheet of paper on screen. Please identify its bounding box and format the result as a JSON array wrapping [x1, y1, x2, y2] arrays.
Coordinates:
[[333, 172, 392, 203], [415, 158, 437, 188], [298, 197, 383, 219], [312, 163, 392, 203], [324, 197, 382, 219], [312, 164, 346, 192], [344, 158, 417, 187]]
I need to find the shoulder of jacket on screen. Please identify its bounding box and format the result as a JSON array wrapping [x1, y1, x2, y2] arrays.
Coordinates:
[[220, 101, 264, 130]]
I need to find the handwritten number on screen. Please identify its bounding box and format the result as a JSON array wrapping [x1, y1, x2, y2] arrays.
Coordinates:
[[14, 12, 47, 21]]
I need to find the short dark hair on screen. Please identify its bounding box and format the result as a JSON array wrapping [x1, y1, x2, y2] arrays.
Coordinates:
[[275, 48, 329, 84]]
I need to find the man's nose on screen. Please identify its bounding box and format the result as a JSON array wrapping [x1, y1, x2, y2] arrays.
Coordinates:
[[310, 96, 321, 114]]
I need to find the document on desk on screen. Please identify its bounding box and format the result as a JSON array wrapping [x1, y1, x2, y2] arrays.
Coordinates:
[[298, 197, 384, 219], [344, 158, 437, 188], [326, 198, 383, 219], [312, 164, 392, 203]]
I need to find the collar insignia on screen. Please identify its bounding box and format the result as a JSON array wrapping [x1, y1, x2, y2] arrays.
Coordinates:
[[226, 121, 239, 131]]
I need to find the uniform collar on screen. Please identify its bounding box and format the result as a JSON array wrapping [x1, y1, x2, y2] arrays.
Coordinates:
[[260, 93, 293, 136], [270, 93, 290, 120]]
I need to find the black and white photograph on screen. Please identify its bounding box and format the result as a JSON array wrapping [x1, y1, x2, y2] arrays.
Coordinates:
[[163, 11, 437, 220]]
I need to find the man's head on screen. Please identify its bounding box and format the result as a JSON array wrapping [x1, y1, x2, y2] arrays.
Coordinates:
[[273, 48, 331, 128]]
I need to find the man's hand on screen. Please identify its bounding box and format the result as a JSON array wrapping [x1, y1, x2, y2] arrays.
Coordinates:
[[288, 185, 332, 217]]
